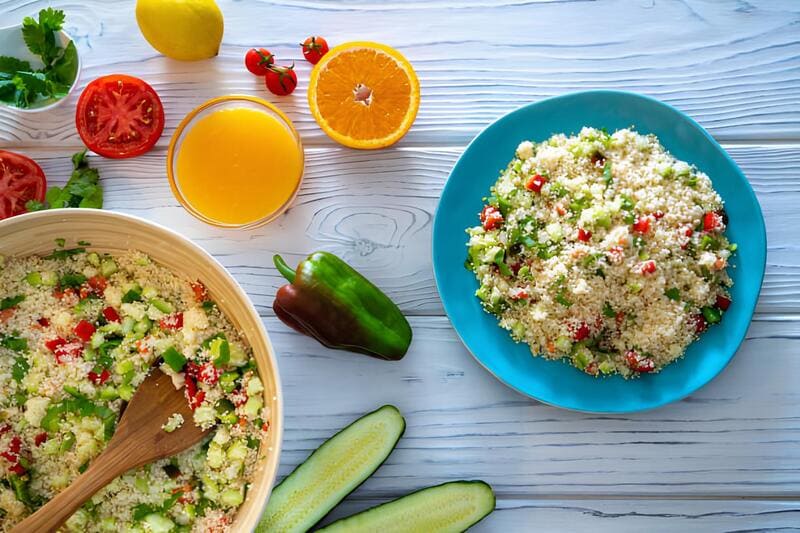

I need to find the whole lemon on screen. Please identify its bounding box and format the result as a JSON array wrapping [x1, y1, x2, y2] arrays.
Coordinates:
[[136, 0, 223, 61]]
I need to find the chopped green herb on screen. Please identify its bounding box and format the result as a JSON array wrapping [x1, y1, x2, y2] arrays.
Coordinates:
[[1, 334, 28, 352], [44, 247, 85, 260], [602, 302, 616, 318], [55, 237, 66, 247], [0, 295, 24, 310], [26, 150, 103, 212], [665, 287, 681, 301], [602, 160, 613, 185], [12, 355, 29, 382], [122, 290, 142, 304], [59, 272, 86, 288]]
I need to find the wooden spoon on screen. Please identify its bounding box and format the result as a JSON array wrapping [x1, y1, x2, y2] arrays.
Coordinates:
[[12, 369, 210, 533]]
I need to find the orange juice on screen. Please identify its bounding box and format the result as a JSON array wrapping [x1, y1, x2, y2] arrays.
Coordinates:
[[170, 98, 303, 227]]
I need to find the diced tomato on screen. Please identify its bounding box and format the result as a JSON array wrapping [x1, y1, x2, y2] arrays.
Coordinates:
[[632, 216, 651, 234], [691, 314, 708, 334], [87, 275, 107, 293], [716, 295, 732, 311], [185, 362, 201, 378], [262, 421, 271, 432], [509, 287, 529, 300], [585, 361, 599, 376], [555, 203, 567, 216], [45, 337, 67, 352], [525, 174, 547, 193], [0, 424, 10, 436], [652, 211, 665, 220], [88, 369, 111, 385], [703, 211, 723, 232], [53, 287, 75, 300], [572, 322, 591, 342], [607, 246, 625, 264], [53, 341, 84, 364], [74, 320, 96, 342], [8, 463, 26, 475], [189, 390, 206, 410], [577, 228, 592, 242], [638, 260, 657, 275], [34, 432, 48, 447], [7, 436, 21, 455], [0, 308, 15, 322], [190, 281, 209, 302], [479, 206, 503, 230], [102, 306, 120, 323], [159, 312, 183, 330], [37, 317, 50, 327], [683, 226, 694, 237], [185, 376, 197, 398], [615, 311, 626, 328], [197, 362, 219, 385], [625, 350, 655, 373], [231, 390, 248, 407]]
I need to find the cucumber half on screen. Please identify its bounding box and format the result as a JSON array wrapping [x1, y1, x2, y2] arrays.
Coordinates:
[[256, 404, 406, 533], [318, 480, 496, 533]]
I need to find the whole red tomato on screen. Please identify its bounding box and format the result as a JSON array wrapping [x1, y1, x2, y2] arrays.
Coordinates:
[[245, 48, 274, 76], [265, 64, 297, 96], [301, 36, 329, 64]]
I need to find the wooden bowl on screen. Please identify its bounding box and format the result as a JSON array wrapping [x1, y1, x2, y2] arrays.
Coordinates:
[[0, 209, 282, 530]]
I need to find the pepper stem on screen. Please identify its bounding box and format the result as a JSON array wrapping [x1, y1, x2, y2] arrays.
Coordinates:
[[273, 255, 296, 283]]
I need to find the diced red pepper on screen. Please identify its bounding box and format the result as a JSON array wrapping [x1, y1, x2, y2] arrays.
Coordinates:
[[0, 308, 14, 322], [87, 275, 107, 293], [683, 226, 694, 237], [34, 432, 48, 447], [102, 306, 120, 323], [615, 311, 626, 328], [188, 390, 206, 410], [37, 317, 50, 327], [185, 376, 197, 398], [585, 361, 599, 376], [632, 216, 651, 234], [197, 362, 219, 386], [262, 421, 270, 432], [231, 390, 248, 407], [88, 369, 111, 385], [716, 295, 732, 311], [74, 320, 96, 342], [479, 205, 504, 230], [703, 211, 723, 232], [159, 312, 184, 330], [190, 281, 209, 303], [577, 228, 592, 242], [691, 314, 708, 334], [572, 322, 591, 342], [639, 260, 657, 275], [0, 424, 10, 436], [185, 362, 201, 379], [526, 174, 547, 193], [625, 350, 655, 373], [53, 287, 75, 300], [8, 463, 26, 475]]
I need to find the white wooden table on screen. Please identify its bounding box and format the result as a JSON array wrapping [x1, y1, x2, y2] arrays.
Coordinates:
[[2, 1, 800, 530]]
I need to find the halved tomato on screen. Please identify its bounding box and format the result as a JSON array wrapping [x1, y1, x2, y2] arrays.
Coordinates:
[[0, 150, 46, 220], [76, 74, 165, 159]]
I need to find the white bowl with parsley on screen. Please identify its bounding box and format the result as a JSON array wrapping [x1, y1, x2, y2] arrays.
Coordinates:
[[0, 8, 80, 112]]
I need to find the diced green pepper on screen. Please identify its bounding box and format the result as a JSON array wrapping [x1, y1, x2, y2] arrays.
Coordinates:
[[60, 432, 76, 452], [702, 306, 722, 324], [162, 346, 186, 372], [219, 372, 239, 393]]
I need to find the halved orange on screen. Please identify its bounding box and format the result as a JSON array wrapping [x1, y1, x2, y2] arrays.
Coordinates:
[[308, 42, 420, 150]]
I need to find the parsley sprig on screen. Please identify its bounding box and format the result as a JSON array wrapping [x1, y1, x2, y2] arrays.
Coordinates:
[[26, 150, 104, 211], [0, 8, 78, 108]]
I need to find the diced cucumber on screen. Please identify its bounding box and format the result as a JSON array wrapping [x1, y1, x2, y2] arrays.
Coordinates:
[[142, 513, 175, 533], [121, 316, 136, 335], [141, 286, 158, 300], [118, 384, 134, 401], [150, 298, 173, 314], [41, 271, 58, 286], [256, 405, 405, 533], [219, 487, 244, 508], [87, 252, 101, 267], [99, 258, 118, 277], [243, 396, 263, 418], [318, 481, 495, 533], [25, 271, 42, 286], [134, 317, 152, 335]]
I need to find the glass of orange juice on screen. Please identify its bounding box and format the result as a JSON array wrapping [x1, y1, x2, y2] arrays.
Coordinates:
[[167, 95, 304, 228]]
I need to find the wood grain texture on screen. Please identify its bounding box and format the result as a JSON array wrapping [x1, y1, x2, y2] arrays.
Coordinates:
[[0, 0, 799, 147], [323, 498, 800, 532], [14, 144, 798, 315], [272, 316, 800, 497]]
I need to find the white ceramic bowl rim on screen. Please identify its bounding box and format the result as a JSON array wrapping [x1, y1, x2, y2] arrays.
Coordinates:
[[0, 23, 81, 112], [0, 209, 283, 530]]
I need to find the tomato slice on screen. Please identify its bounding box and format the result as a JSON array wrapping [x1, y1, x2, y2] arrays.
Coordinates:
[[0, 150, 46, 220], [75, 74, 165, 159]]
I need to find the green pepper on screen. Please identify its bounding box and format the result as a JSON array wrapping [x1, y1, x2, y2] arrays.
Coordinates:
[[272, 252, 412, 361]]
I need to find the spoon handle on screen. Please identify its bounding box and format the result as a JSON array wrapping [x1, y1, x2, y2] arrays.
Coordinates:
[[10, 439, 134, 533]]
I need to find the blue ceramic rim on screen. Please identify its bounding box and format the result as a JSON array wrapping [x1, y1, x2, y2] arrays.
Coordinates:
[[432, 89, 767, 413]]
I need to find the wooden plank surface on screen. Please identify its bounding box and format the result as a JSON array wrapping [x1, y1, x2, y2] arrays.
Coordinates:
[[1, 0, 799, 147], [15, 144, 799, 316]]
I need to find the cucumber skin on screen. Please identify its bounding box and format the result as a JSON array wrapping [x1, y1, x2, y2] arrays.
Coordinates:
[[317, 480, 496, 533], [256, 405, 406, 533]]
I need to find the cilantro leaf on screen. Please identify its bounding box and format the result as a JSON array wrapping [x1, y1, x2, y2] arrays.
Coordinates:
[[37, 150, 103, 211], [0, 56, 32, 74], [22, 8, 65, 67]]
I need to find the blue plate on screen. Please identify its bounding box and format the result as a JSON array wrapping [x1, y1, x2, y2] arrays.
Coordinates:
[[432, 90, 766, 413]]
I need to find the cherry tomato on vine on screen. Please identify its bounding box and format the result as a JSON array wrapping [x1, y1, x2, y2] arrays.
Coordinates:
[[245, 48, 274, 76], [265, 64, 297, 96], [301, 36, 329, 64]]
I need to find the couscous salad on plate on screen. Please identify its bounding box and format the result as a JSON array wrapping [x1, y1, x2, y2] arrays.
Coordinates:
[[466, 127, 735, 378], [0, 243, 270, 532]]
